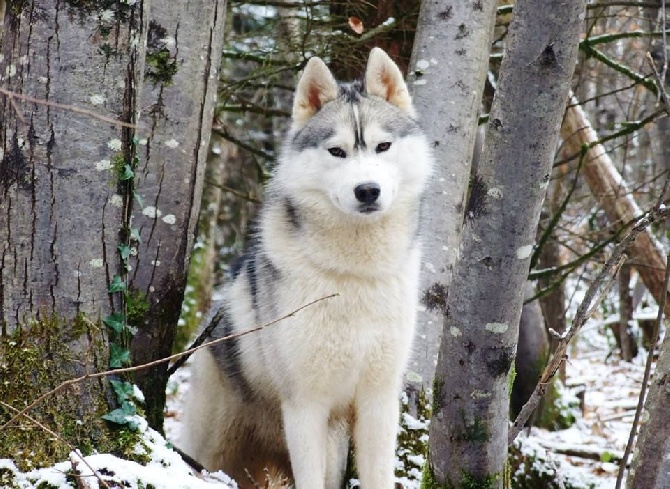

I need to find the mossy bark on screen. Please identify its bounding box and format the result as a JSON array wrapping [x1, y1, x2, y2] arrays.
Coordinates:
[[0, 0, 147, 466]]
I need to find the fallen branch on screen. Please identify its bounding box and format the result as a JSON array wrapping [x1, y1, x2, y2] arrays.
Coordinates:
[[0, 293, 338, 432]]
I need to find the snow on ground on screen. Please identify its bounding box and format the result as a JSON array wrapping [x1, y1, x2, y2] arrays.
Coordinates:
[[516, 315, 654, 488], [2, 307, 655, 488]]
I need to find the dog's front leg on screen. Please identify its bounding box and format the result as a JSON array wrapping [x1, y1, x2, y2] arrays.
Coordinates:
[[282, 401, 329, 489], [354, 388, 399, 488]]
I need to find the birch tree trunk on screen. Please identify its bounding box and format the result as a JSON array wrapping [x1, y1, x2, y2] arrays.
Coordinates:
[[0, 0, 226, 463], [560, 96, 670, 316], [405, 0, 496, 401], [425, 0, 585, 486]]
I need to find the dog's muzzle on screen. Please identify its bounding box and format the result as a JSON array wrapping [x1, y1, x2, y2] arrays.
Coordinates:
[[354, 182, 381, 213]]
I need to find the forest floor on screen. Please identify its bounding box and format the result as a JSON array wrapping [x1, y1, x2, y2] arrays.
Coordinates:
[[164, 309, 658, 489]]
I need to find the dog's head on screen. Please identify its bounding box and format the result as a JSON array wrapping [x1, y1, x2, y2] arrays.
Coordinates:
[[278, 48, 432, 219]]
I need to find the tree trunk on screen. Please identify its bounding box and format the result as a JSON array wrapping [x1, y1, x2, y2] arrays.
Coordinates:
[[626, 289, 670, 488], [0, 0, 226, 463], [129, 0, 227, 432], [560, 96, 670, 316], [0, 0, 146, 465], [405, 0, 497, 403], [425, 0, 585, 486]]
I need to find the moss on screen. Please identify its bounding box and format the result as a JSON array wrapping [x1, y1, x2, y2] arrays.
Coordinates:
[[0, 314, 148, 470], [126, 288, 150, 329], [173, 237, 209, 354], [145, 21, 178, 86], [421, 463, 502, 489], [457, 410, 489, 443], [432, 375, 445, 414]]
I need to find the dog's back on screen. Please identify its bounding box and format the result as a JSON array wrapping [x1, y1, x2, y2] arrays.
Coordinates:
[[181, 48, 433, 489]]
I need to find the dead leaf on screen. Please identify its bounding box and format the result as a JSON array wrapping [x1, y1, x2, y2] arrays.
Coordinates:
[[348, 17, 364, 35]]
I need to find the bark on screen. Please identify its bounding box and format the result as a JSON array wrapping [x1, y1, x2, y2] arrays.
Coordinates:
[[560, 96, 670, 316], [0, 0, 145, 462], [615, 263, 638, 361], [0, 0, 226, 461], [626, 282, 670, 488], [129, 0, 227, 432], [405, 0, 497, 400], [426, 0, 585, 486]]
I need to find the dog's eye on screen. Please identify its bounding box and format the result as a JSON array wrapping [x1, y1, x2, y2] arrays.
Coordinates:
[[376, 142, 392, 153], [328, 147, 346, 158]]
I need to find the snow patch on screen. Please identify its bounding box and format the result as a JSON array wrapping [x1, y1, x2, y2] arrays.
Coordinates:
[[485, 322, 508, 333], [516, 244, 533, 259]]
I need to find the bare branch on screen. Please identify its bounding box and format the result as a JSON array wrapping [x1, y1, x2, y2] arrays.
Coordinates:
[[0, 294, 338, 432]]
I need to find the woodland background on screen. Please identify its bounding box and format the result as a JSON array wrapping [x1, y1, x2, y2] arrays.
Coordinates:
[[1, 1, 670, 488]]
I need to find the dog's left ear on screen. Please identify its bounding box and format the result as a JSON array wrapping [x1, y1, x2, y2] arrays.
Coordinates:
[[365, 48, 415, 117]]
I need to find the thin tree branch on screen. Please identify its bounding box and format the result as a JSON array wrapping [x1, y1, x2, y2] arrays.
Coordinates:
[[0, 401, 111, 489], [0, 87, 138, 129], [0, 294, 338, 432], [204, 178, 263, 204], [213, 127, 275, 161]]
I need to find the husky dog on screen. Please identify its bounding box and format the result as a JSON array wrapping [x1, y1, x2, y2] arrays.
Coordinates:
[[181, 48, 433, 489]]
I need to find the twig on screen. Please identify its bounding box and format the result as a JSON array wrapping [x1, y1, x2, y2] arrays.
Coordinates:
[[646, 52, 670, 116], [213, 126, 275, 161], [509, 207, 670, 444], [204, 178, 263, 204], [166, 308, 226, 376], [0, 87, 138, 129], [615, 255, 670, 488], [1, 294, 338, 432], [0, 401, 110, 489]]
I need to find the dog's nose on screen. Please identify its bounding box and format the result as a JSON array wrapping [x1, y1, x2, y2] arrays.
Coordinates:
[[354, 182, 381, 204]]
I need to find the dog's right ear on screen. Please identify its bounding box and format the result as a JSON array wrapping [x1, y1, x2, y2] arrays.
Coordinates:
[[292, 57, 338, 130]]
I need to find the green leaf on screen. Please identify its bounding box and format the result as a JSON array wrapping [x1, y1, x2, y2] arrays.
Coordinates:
[[108, 275, 126, 293], [134, 191, 144, 209], [103, 312, 125, 334], [119, 164, 134, 181], [102, 408, 130, 425], [109, 343, 131, 368], [109, 380, 135, 404], [130, 228, 142, 244], [118, 244, 131, 261]]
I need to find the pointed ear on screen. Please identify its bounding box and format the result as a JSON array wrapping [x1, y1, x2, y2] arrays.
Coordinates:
[[365, 47, 415, 117], [292, 57, 339, 130]]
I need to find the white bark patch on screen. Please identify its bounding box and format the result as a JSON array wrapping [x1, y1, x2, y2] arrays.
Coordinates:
[[161, 214, 176, 225], [424, 262, 436, 273], [151, 260, 161, 266], [89, 258, 104, 268], [487, 187, 503, 199], [89, 94, 106, 106], [109, 194, 124, 207], [471, 390, 492, 399], [95, 159, 112, 171], [416, 59, 430, 70], [485, 322, 508, 334], [5, 64, 17, 78], [142, 206, 162, 219], [450, 327, 462, 337], [413, 79, 427, 86], [100, 9, 115, 22], [108, 138, 122, 151], [165, 139, 180, 148], [516, 244, 534, 259], [138, 138, 148, 146]]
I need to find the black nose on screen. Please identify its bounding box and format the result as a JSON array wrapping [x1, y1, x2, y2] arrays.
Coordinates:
[[354, 182, 381, 204]]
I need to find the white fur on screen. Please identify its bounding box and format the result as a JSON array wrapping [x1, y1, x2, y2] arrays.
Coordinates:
[[181, 49, 433, 489]]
